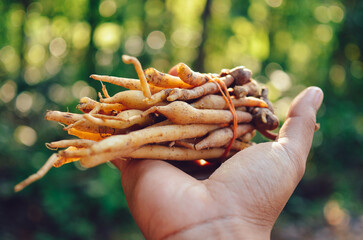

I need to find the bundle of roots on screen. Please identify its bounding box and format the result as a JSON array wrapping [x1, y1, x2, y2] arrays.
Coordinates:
[[14, 55, 279, 192]]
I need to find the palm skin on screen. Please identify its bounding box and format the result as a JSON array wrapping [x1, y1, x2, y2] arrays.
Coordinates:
[[113, 87, 324, 240]]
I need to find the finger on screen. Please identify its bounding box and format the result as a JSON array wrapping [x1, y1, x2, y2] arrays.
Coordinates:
[[111, 158, 128, 171], [168, 65, 178, 76], [277, 86, 323, 166], [115, 159, 198, 213]]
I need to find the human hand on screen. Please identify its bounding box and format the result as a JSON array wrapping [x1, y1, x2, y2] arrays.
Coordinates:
[[112, 86, 324, 240]]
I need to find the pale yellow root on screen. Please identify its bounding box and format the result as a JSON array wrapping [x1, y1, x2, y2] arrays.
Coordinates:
[[222, 66, 252, 86], [144, 89, 173, 105], [167, 75, 234, 101], [239, 130, 256, 142], [100, 90, 167, 110], [122, 55, 151, 98], [144, 67, 193, 88], [252, 107, 279, 131], [240, 79, 261, 97], [141, 101, 252, 125], [233, 85, 248, 98], [79, 145, 237, 168], [195, 124, 254, 150], [229, 140, 253, 151], [235, 106, 247, 112], [45, 111, 121, 134], [176, 63, 209, 86], [46, 139, 96, 149], [67, 128, 110, 141], [78, 97, 126, 114], [144, 119, 173, 128], [100, 81, 111, 98], [83, 110, 154, 130], [64, 102, 102, 131], [90, 74, 164, 94], [128, 145, 236, 160], [61, 124, 220, 167], [14, 153, 59, 192], [191, 95, 269, 109], [52, 146, 82, 167], [174, 138, 200, 149]]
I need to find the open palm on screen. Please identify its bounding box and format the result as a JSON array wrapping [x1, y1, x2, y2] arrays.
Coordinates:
[[113, 87, 323, 240]]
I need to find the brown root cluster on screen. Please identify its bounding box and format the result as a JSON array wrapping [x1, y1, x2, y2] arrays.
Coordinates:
[[14, 55, 279, 192]]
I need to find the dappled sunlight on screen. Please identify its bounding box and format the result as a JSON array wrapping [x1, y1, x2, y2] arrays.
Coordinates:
[[1, 0, 362, 239]]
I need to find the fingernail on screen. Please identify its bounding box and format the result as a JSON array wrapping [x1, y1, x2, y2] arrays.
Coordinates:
[[312, 87, 324, 108]]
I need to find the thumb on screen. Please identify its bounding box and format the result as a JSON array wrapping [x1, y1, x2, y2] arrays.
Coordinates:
[[277, 87, 324, 171]]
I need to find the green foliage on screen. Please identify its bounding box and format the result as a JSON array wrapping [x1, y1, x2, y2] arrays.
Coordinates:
[[0, 0, 362, 239]]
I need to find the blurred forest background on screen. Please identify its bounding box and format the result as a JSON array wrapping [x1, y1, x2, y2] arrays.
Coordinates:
[[0, 0, 362, 239]]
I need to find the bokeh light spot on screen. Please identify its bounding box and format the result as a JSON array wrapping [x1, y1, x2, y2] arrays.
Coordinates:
[[329, 64, 345, 87], [24, 67, 43, 85], [145, 0, 164, 17], [0, 80, 17, 103], [0, 45, 21, 73], [344, 43, 360, 61], [265, 0, 283, 8], [27, 44, 46, 66], [211, 0, 231, 16], [49, 37, 67, 57], [14, 125, 37, 147], [350, 61, 363, 79], [171, 28, 201, 48], [99, 0, 117, 17], [95, 50, 114, 66], [124, 36, 144, 56], [289, 42, 311, 64], [10, 9, 25, 27], [16, 92, 33, 113], [248, 2, 268, 21], [45, 56, 62, 76], [93, 23, 122, 51], [315, 24, 333, 43], [314, 6, 330, 23], [324, 200, 350, 227], [48, 84, 68, 104], [274, 97, 292, 120], [72, 22, 91, 49], [270, 70, 291, 92], [146, 31, 166, 50], [265, 62, 282, 76], [329, 5, 344, 23], [72, 81, 96, 99]]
